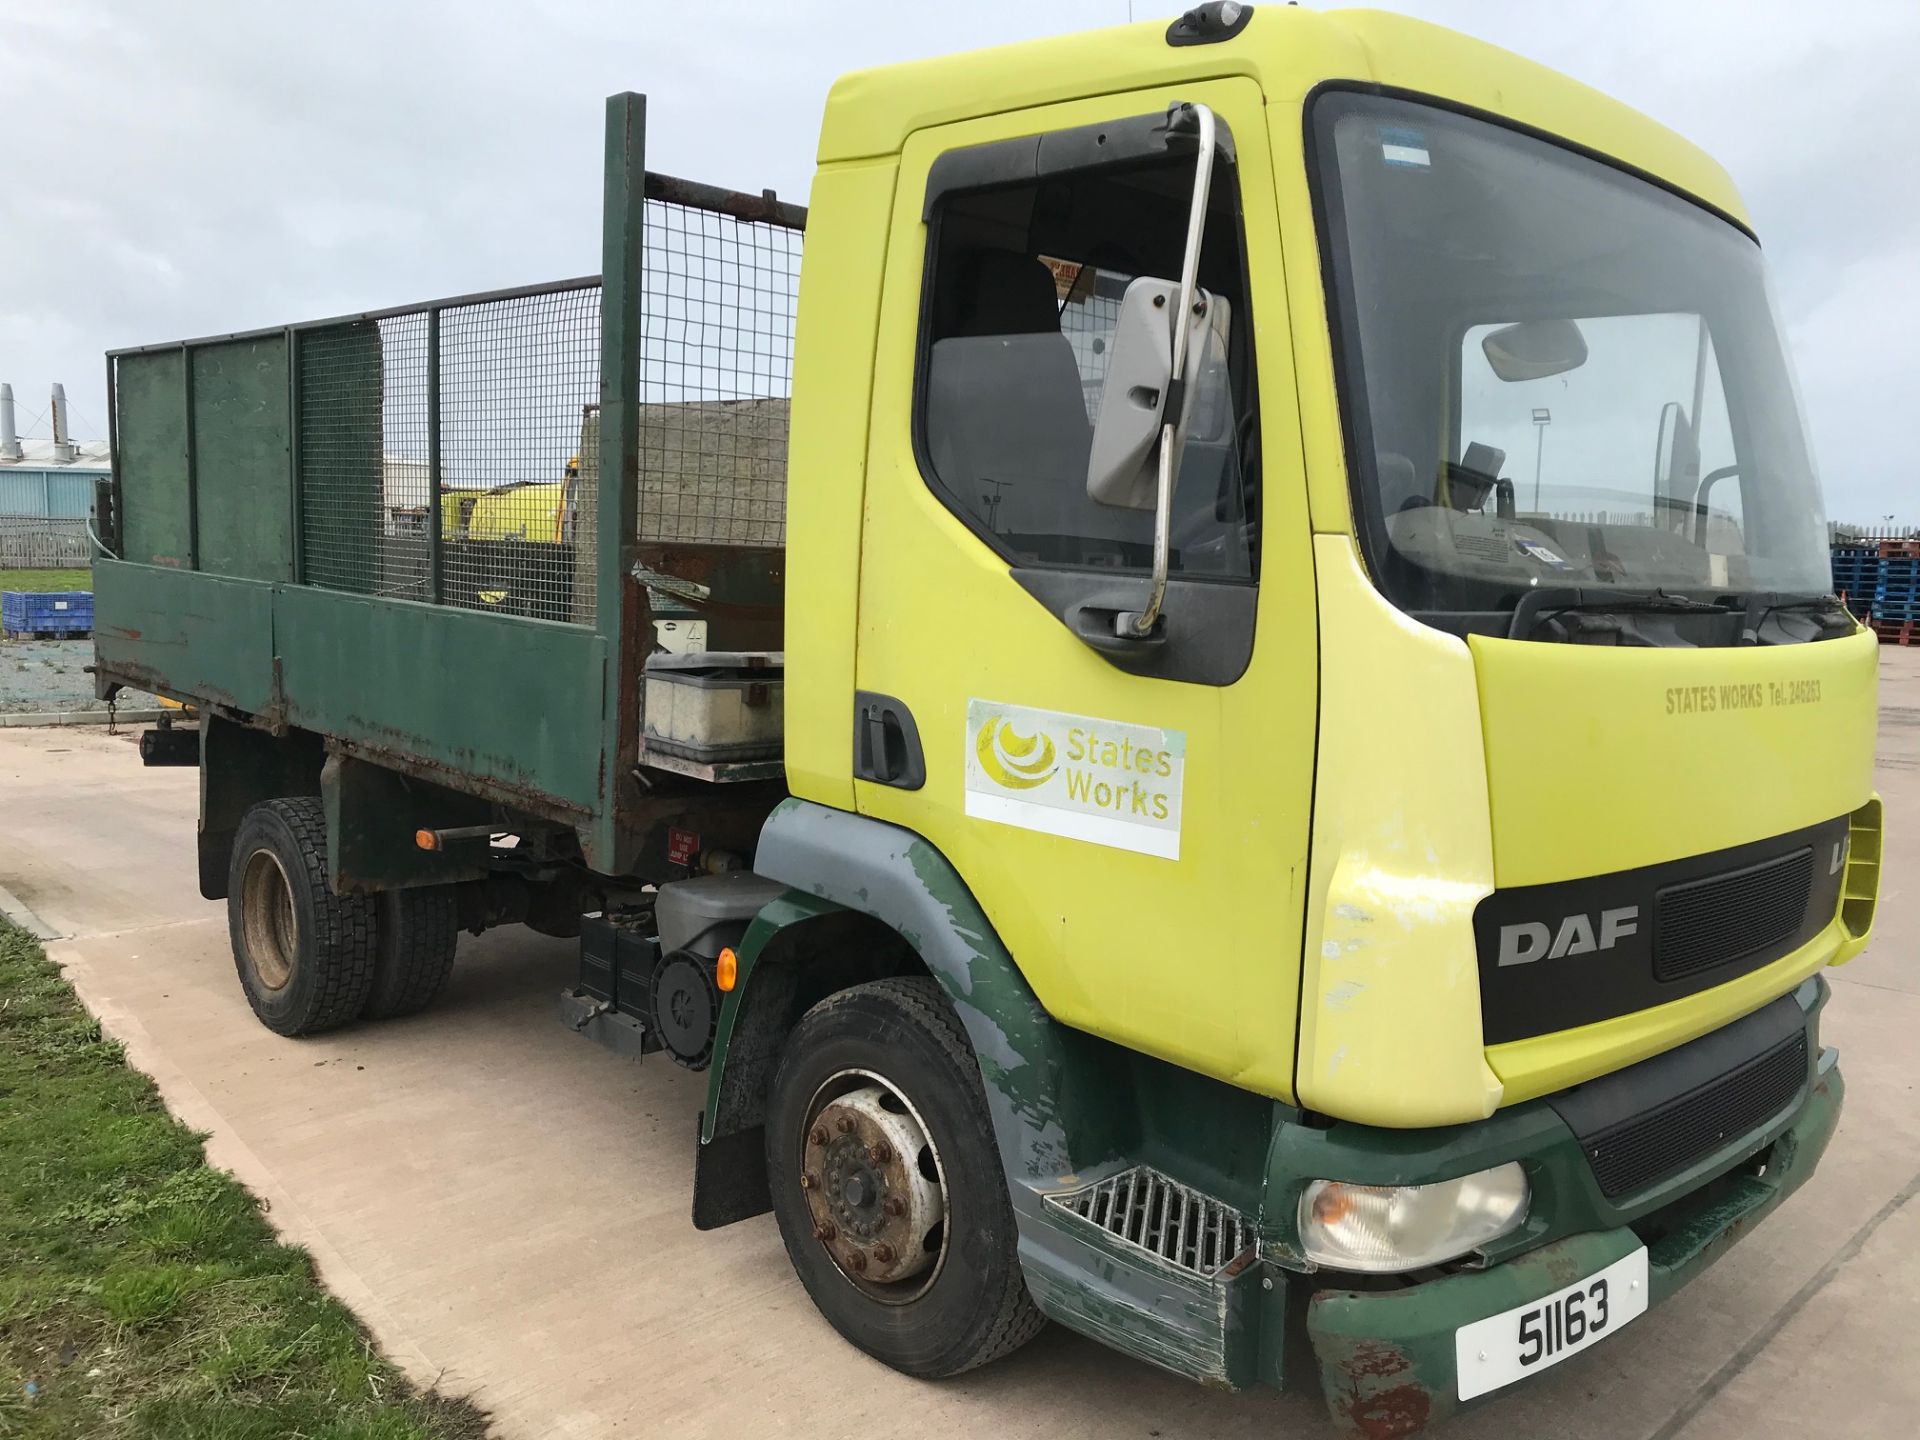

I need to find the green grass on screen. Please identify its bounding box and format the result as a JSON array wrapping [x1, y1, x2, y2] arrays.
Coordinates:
[[0, 570, 90, 594], [0, 920, 491, 1439]]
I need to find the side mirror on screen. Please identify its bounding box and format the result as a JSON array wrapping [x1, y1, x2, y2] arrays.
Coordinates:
[[1086, 277, 1231, 510], [1481, 318, 1588, 382]]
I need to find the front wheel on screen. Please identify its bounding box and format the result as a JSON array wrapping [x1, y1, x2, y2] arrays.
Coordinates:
[[765, 977, 1044, 1377]]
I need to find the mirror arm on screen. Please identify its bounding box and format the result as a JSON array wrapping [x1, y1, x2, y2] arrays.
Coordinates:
[[1131, 100, 1216, 639]]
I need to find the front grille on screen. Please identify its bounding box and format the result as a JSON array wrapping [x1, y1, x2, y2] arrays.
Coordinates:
[[1046, 1166, 1253, 1277], [1583, 1031, 1809, 1198], [1655, 847, 1815, 982]]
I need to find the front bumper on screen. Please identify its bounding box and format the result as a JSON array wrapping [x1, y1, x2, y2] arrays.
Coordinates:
[[1306, 1048, 1843, 1436], [1014, 978, 1842, 1435]]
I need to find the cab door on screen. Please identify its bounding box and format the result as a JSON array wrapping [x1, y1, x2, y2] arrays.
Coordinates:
[[852, 79, 1316, 1097]]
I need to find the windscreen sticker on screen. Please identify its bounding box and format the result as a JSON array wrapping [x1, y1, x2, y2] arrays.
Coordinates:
[[1378, 126, 1431, 168], [965, 699, 1184, 860], [1515, 538, 1569, 567]]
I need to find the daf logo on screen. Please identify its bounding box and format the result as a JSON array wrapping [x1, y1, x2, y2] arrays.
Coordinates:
[[1497, 906, 1640, 967]]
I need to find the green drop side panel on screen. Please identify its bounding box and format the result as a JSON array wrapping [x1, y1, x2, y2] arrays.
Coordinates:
[[192, 337, 294, 582], [115, 350, 193, 569], [273, 586, 608, 812], [91, 561, 278, 712]]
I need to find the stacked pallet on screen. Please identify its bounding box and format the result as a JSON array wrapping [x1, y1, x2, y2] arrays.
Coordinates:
[[1, 590, 93, 641], [1830, 545, 1882, 621], [1871, 540, 1920, 645]]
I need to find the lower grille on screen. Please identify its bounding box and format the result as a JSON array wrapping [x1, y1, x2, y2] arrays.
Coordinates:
[[1046, 1166, 1252, 1277], [1654, 847, 1814, 982], [1584, 1031, 1809, 1198]]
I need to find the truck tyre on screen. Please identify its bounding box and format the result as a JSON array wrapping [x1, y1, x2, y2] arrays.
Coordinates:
[[766, 976, 1044, 1377], [227, 798, 378, 1037], [363, 886, 459, 1020]]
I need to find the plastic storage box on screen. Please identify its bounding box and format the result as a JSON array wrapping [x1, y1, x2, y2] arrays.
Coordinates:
[[2, 590, 94, 637], [643, 651, 784, 762]]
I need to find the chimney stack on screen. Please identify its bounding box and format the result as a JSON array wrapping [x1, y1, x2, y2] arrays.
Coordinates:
[[0, 384, 21, 462], [50, 383, 77, 463]]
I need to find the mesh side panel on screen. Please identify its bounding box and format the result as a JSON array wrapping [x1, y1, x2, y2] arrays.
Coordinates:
[[301, 316, 428, 598], [378, 313, 432, 601], [440, 287, 602, 623], [297, 286, 602, 622], [631, 198, 801, 546], [1046, 1166, 1253, 1277], [293, 188, 798, 612], [1654, 848, 1814, 982], [1584, 1032, 1808, 1198]]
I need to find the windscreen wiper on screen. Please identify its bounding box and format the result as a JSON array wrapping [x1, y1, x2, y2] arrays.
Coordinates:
[[1507, 586, 1736, 640]]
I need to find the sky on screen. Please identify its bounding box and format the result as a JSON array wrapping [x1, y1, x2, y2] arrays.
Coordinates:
[[1, 0, 1913, 523]]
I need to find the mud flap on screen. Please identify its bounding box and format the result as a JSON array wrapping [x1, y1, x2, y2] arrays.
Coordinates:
[[692, 1116, 771, 1230]]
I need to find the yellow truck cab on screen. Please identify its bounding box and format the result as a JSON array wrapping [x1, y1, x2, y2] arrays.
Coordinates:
[[92, 4, 1881, 1433], [775, 3, 1878, 1425]]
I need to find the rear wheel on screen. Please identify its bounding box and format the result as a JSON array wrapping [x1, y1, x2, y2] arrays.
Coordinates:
[[766, 977, 1044, 1377], [227, 798, 377, 1036], [363, 886, 459, 1020]]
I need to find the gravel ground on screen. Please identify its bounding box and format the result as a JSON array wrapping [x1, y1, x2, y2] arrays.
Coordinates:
[[0, 638, 159, 715]]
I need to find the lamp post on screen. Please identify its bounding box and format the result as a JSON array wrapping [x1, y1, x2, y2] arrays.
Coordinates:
[[1531, 408, 1552, 513]]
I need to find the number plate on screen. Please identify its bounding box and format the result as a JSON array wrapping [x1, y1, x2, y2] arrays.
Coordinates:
[[1454, 1247, 1648, 1400]]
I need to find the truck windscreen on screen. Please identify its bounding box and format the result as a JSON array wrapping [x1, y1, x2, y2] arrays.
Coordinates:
[[1309, 91, 1833, 630]]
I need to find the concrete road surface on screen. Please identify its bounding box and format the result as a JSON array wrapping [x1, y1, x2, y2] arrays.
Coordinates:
[[3, 651, 1918, 1440]]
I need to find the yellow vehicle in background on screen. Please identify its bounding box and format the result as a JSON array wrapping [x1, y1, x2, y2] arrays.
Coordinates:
[[97, 5, 1881, 1433], [431, 454, 583, 614], [441, 455, 580, 546]]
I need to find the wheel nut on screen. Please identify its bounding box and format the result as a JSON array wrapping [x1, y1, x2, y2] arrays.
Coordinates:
[[813, 1221, 836, 1241], [883, 1196, 906, 1218], [873, 1242, 896, 1264], [799, 1171, 817, 1191], [808, 1126, 829, 1147], [836, 1116, 855, 1135], [867, 1142, 892, 1164], [845, 1250, 867, 1273]]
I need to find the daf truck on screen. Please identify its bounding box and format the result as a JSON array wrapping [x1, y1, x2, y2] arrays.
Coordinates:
[[92, 6, 1882, 1433]]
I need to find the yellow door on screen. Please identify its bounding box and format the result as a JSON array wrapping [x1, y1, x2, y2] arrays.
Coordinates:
[[852, 79, 1318, 1098]]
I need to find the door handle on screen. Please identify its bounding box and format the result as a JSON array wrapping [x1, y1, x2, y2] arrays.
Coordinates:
[[1067, 599, 1169, 655], [852, 691, 926, 790]]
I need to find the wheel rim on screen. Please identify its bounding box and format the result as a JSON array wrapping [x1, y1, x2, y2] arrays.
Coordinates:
[[239, 848, 299, 993], [799, 1068, 950, 1305]]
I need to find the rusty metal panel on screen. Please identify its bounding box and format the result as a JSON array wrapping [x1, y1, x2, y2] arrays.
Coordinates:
[[92, 560, 278, 712], [114, 351, 193, 568], [273, 584, 607, 814], [191, 336, 294, 582]]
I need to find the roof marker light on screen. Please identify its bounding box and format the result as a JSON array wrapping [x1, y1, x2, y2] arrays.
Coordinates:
[[1167, 2, 1254, 47]]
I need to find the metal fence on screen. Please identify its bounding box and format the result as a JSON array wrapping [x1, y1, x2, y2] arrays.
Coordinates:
[[0, 516, 90, 569]]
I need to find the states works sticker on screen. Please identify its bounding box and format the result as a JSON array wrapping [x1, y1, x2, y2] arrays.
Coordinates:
[[964, 699, 1185, 860]]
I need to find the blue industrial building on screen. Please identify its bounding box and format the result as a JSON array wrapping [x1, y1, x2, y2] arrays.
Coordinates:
[[1, 383, 109, 566], [0, 455, 106, 519]]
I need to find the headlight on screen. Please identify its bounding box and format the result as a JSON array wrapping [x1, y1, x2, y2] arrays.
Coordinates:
[[1298, 1163, 1530, 1273]]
